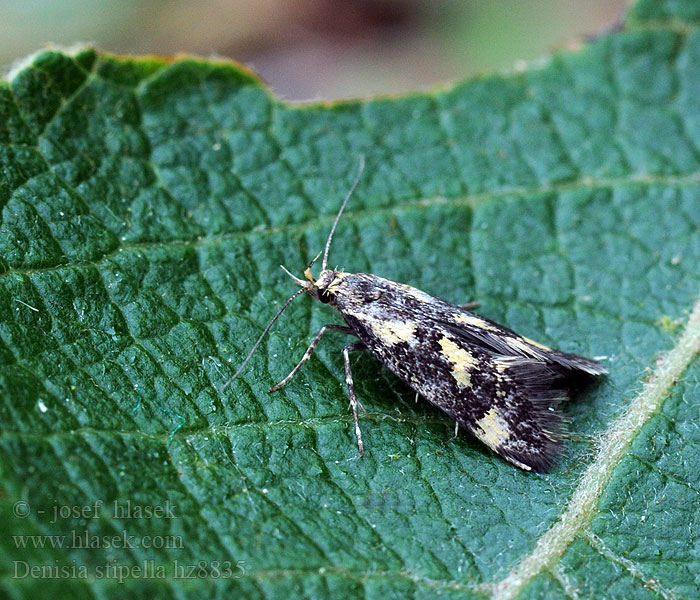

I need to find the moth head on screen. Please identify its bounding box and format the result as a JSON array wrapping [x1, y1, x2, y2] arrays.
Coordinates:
[[280, 260, 338, 305], [313, 269, 338, 304]]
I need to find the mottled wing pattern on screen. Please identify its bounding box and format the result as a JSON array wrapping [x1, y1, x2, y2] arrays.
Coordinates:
[[334, 274, 605, 471]]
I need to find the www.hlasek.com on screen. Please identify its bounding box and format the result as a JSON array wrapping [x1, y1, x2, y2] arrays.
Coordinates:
[[13, 529, 183, 550], [13, 560, 246, 583]]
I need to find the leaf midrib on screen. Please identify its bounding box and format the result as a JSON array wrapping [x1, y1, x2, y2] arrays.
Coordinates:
[[490, 297, 700, 599]]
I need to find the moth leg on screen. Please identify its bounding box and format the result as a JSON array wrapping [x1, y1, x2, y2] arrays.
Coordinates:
[[454, 422, 459, 437], [269, 324, 356, 392], [343, 341, 367, 457], [459, 301, 480, 310]]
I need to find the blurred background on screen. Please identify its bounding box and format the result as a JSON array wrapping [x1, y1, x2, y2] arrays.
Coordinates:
[[2, 0, 628, 101]]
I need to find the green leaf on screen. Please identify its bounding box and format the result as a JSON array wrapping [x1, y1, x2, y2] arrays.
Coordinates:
[[3, 3, 700, 598]]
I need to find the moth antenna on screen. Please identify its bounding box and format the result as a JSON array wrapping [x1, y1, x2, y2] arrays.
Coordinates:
[[221, 287, 306, 390], [280, 264, 305, 286], [321, 155, 365, 271]]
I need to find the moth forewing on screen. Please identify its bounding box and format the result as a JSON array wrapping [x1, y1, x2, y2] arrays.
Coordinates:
[[313, 271, 605, 471]]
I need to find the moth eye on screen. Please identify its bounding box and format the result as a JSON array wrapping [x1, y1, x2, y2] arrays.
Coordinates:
[[318, 290, 332, 304]]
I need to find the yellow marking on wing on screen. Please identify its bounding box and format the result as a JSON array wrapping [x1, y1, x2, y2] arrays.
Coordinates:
[[475, 407, 511, 449], [371, 320, 417, 346], [494, 359, 509, 374], [522, 335, 552, 351], [438, 335, 477, 387], [454, 313, 500, 331], [495, 355, 530, 374], [506, 336, 549, 357]]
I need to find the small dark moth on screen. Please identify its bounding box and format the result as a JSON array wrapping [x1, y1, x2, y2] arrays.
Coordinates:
[[224, 158, 606, 471]]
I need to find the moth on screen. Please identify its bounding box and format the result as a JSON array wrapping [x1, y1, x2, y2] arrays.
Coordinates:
[[224, 157, 606, 471]]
